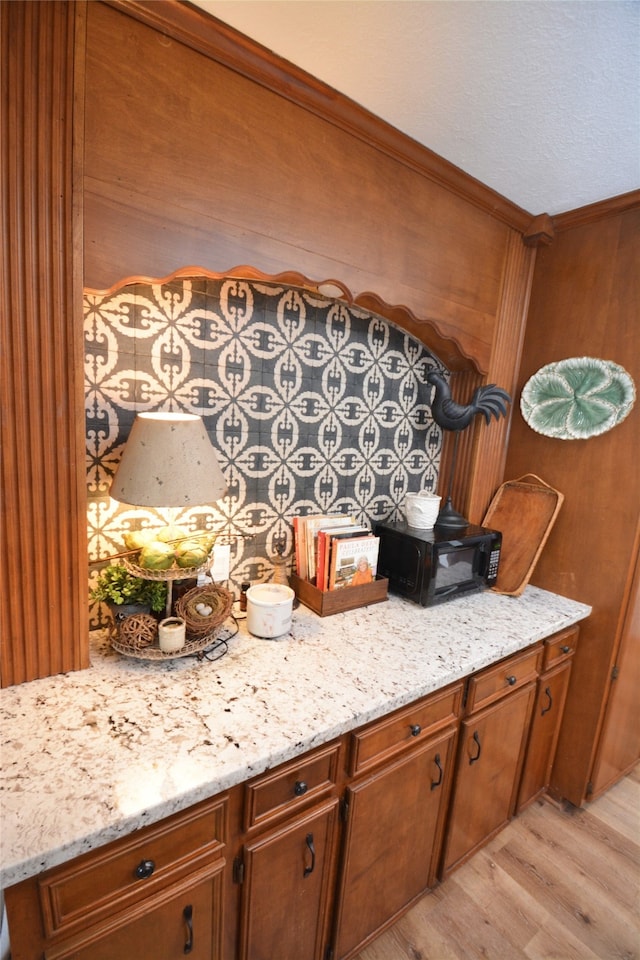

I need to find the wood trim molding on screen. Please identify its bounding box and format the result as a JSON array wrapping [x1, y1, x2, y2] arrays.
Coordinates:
[[1, 1, 89, 686], [102, 0, 533, 233], [552, 189, 640, 232], [523, 213, 555, 247], [85, 264, 482, 374]]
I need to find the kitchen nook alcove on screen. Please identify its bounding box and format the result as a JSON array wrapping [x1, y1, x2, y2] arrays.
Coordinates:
[[85, 266, 488, 622]]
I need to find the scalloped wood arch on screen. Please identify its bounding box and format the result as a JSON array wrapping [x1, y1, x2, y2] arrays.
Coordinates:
[[85, 265, 483, 376]]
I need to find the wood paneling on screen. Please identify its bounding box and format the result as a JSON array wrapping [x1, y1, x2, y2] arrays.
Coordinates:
[[504, 203, 640, 804], [1, 0, 541, 684], [1, 0, 88, 685], [589, 525, 640, 798], [104, 1, 533, 234], [466, 231, 536, 522], [82, 0, 521, 377]]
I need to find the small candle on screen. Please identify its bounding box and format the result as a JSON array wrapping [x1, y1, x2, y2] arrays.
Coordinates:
[[158, 617, 186, 653]]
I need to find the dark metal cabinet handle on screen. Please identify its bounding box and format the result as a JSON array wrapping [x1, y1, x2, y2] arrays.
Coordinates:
[[469, 731, 482, 764], [506, 675, 517, 686], [134, 859, 155, 880], [294, 780, 308, 796], [541, 686, 553, 716], [560, 645, 571, 654], [430, 753, 443, 790], [183, 904, 193, 954], [410, 723, 422, 737], [303, 833, 315, 878]]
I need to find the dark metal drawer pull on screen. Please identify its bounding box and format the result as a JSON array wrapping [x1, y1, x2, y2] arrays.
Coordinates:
[[506, 675, 517, 686], [560, 645, 571, 654], [303, 833, 315, 878], [134, 859, 155, 880], [541, 686, 553, 716], [410, 723, 422, 737], [469, 731, 482, 764], [430, 753, 443, 790], [183, 904, 193, 954], [294, 780, 308, 796]]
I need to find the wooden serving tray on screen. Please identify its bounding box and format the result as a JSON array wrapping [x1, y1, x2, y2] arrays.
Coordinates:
[[291, 573, 388, 616], [482, 473, 564, 596]]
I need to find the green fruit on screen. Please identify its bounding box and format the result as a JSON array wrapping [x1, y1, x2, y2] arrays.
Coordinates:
[[196, 533, 216, 553], [156, 525, 189, 543], [175, 540, 209, 568], [124, 530, 156, 551], [138, 541, 175, 569]]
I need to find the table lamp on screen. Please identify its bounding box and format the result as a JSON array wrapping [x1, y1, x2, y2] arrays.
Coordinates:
[[110, 412, 227, 617], [111, 412, 227, 508]]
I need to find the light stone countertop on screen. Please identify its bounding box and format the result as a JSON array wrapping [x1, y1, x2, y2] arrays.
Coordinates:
[[0, 586, 590, 889]]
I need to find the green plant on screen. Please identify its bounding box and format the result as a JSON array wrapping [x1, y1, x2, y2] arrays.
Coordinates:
[[90, 564, 167, 613]]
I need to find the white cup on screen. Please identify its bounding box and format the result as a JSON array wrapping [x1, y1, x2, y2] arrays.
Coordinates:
[[158, 617, 186, 653], [405, 492, 441, 529], [246, 584, 295, 638]]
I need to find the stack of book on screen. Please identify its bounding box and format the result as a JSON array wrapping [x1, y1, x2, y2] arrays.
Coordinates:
[[293, 514, 380, 592]]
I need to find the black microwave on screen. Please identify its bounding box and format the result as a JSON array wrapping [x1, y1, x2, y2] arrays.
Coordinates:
[[374, 521, 502, 607]]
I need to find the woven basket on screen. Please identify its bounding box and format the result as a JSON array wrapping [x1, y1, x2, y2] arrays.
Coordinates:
[[122, 546, 215, 581], [175, 584, 234, 638]]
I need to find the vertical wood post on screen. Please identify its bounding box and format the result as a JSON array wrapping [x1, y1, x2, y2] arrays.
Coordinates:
[[1, 0, 88, 684], [465, 232, 538, 523]]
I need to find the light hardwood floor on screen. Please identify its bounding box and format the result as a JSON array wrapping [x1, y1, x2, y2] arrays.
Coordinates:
[[352, 765, 639, 960]]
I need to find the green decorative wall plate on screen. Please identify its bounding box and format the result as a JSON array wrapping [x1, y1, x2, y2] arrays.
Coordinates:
[[520, 357, 635, 440]]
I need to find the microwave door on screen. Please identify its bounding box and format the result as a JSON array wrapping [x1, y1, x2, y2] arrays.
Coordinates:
[[380, 535, 424, 602], [434, 545, 477, 599], [403, 542, 425, 602]]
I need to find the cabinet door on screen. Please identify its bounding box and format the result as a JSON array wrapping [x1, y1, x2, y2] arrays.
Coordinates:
[[443, 682, 535, 875], [238, 797, 339, 960], [517, 662, 572, 811], [44, 870, 223, 960], [333, 727, 457, 960]]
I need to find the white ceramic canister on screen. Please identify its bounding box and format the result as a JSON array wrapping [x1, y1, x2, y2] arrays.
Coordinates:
[[158, 616, 186, 653], [405, 492, 442, 529], [246, 583, 295, 639]]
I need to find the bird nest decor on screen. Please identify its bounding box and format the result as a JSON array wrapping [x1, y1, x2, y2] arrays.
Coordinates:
[[116, 612, 158, 649], [175, 584, 234, 638]]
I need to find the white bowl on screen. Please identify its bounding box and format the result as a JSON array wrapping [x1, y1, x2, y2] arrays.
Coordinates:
[[405, 493, 441, 529]]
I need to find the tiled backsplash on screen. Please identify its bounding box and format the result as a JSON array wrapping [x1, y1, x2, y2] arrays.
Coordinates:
[[85, 276, 444, 622]]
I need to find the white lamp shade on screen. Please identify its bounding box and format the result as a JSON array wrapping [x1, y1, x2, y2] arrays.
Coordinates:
[[110, 413, 227, 507]]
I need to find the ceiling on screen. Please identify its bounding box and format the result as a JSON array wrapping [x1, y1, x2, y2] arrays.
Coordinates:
[[190, 0, 639, 216]]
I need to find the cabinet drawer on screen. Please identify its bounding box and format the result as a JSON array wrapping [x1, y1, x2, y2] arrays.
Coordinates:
[[465, 646, 541, 714], [39, 796, 226, 939], [244, 741, 341, 830], [348, 682, 463, 777], [543, 626, 578, 670]]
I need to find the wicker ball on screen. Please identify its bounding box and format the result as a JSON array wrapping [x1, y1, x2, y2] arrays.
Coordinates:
[[175, 585, 234, 638], [118, 612, 158, 649]]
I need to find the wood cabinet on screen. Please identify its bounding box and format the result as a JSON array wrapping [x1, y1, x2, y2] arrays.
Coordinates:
[[43, 873, 223, 960], [234, 742, 342, 960], [441, 646, 540, 875], [332, 684, 462, 960], [4, 629, 582, 960], [517, 627, 576, 811], [5, 796, 227, 960]]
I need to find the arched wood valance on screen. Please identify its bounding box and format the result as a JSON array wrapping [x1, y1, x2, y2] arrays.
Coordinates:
[[85, 265, 484, 377]]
